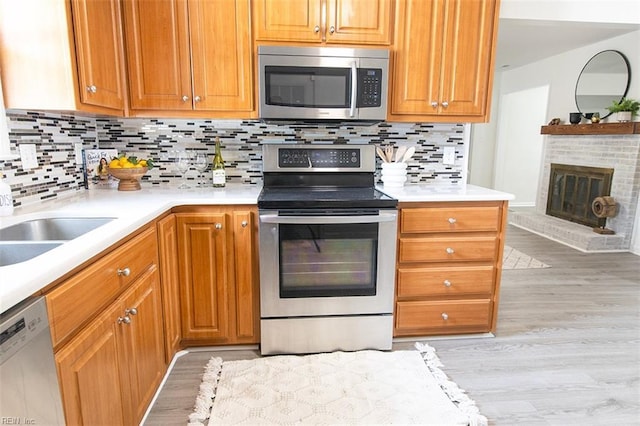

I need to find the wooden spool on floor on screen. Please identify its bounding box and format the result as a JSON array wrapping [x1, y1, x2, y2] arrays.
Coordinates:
[[591, 196, 617, 234]]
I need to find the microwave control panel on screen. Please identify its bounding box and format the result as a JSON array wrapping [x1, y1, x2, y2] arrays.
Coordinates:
[[357, 69, 382, 108]]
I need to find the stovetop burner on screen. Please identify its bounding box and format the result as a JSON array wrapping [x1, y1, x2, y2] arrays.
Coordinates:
[[258, 186, 397, 209]]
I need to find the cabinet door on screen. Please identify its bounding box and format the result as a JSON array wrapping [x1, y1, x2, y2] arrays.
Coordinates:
[[438, 0, 497, 116], [177, 213, 231, 341], [157, 215, 182, 361], [56, 303, 128, 426], [120, 267, 166, 424], [390, 0, 442, 115], [71, 0, 125, 110], [123, 0, 192, 110], [326, 0, 392, 45], [232, 210, 259, 340], [189, 0, 253, 111], [390, 0, 497, 120], [253, 0, 322, 42]]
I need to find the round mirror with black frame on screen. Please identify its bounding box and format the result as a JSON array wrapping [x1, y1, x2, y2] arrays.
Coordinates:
[[575, 50, 631, 120]]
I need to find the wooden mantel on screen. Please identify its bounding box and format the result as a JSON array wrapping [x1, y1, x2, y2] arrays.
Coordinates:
[[540, 122, 640, 135]]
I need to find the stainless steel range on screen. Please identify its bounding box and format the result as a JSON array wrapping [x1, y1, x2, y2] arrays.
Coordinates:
[[258, 144, 398, 355]]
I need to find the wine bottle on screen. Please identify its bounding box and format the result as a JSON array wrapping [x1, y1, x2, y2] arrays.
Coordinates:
[[212, 137, 226, 187]]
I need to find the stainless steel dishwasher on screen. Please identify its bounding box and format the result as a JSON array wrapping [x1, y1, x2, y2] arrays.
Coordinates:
[[0, 296, 65, 425]]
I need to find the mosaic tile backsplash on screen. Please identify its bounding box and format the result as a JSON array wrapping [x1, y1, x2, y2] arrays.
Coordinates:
[[1, 110, 468, 208]]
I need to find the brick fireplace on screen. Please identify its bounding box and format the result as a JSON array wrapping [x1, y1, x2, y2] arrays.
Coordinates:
[[510, 133, 640, 252]]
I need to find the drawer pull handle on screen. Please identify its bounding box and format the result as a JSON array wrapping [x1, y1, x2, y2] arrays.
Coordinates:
[[118, 316, 131, 325], [448, 217, 456, 224], [125, 308, 138, 316], [443, 280, 451, 287], [215, 223, 223, 230], [446, 247, 455, 254], [441, 313, 449, 320], [117, 267, 131, 277], [241, 220, 248, 228]]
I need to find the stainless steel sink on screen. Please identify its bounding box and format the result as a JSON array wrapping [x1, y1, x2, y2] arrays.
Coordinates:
[[0, 217, 115, 242], [0, 242, 64, 267]]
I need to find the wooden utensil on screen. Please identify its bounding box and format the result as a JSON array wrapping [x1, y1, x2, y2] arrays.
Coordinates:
[[385, 146, 394, 163], [401, 146, 415, 163], [376, 146, 388, 162]]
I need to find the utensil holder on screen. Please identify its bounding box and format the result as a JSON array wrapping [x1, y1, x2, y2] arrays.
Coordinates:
[[381, 162, 407, 187]]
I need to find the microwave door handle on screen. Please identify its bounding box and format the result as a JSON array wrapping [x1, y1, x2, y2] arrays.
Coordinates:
[[349, 61, 357, 118]]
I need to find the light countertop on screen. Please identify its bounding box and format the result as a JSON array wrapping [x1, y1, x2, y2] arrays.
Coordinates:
[[0, 183, 512, 313]]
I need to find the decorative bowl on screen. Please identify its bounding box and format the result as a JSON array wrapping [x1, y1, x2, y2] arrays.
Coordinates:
[[107, 167, 148, 191]]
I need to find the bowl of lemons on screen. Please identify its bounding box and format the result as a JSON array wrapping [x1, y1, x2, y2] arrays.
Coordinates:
[[107, 155, 154, 191]]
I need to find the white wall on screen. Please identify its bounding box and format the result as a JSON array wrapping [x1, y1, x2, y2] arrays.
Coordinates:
[[500, 30, 640, 123]]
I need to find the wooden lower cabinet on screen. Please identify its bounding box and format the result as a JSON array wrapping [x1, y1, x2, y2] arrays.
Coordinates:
[[50, 226, 165, 425], [55, 267, 165, 425], [157, 214, 182, 362], [394, 201, 508, 336], [175, 206, 259, 345]]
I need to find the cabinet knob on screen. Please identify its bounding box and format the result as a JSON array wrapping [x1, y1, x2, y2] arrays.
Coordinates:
[[448, 217, 457, 224], [241, 220, 248, 228], [125, 307, 138, 316], [431, 101, 438, 108], [215, 223, 223, 230], [118, 316, 131, 325], [117, 267, 131, 277], [443, 280, 451, 287], [86, 85, 97, 93], [446, 247, 455, 254], [182, 95, 189, 102], [441, 312, 449, 320], [314, 25, 320, 33], [442, 101, 449, 108], [329, 26, 335, 34], [194, 96, 201, 103]]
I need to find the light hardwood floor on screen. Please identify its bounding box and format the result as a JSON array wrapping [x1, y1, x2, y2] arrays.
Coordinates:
[[145, 225, 640, 425]]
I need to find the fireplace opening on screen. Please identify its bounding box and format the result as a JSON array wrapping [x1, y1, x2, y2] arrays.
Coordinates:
[[546, 163, 614, 228]]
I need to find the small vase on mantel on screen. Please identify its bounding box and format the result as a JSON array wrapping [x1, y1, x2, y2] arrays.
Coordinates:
[[615, 111, 632, 123]]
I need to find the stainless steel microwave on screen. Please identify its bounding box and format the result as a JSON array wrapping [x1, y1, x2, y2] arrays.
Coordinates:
[[258, 46, 389, 122]]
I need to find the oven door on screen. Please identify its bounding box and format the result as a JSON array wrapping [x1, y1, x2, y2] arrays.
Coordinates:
[[258, 209, 397, 318]]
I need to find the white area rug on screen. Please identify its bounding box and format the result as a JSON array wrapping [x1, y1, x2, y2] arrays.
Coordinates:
[[502, 245, 550, 270], [188, 343, 486, 426]]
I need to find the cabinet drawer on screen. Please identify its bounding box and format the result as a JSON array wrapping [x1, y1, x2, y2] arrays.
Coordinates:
[[47, 227, 158, 347], [399, 236, 497, 263], [401, 206, 500, 233], [395, 299, 492, 332], [397, 265, 494, 298]]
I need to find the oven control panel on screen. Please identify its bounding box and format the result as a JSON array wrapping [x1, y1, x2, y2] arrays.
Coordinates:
[[278, 148, 361, 168]]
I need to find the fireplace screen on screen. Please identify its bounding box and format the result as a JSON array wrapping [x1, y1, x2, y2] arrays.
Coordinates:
[[546, 163, 613, 227]]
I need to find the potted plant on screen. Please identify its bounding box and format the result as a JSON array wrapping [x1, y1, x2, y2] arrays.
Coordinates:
[[606, 97, 640, 122]]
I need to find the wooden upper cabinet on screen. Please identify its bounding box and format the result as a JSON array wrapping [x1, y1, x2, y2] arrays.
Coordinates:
[[253, 0, 393, 45], [71, 0, 126, 110], [390, 0, 499, 122], [123, 0, 192, 110], [189, 0, 253, 111], [327, 0, 393, 45], [0, 0, 126, 115], [123, 0, 253, 115]]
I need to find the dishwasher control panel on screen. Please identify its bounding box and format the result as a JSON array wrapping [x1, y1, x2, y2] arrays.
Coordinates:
[[0, 297, 49, 363]]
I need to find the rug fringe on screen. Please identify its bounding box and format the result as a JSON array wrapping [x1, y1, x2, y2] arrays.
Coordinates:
[[187, 357, 223, 426], [415, 342, 488, 426]]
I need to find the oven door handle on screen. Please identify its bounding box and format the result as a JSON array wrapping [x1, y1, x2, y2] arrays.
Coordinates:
[[260, 213, 396, 225]]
